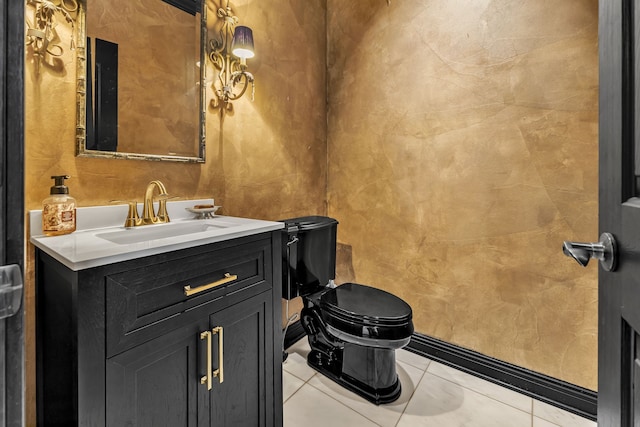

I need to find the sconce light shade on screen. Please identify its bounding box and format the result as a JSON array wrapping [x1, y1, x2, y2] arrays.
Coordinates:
[[231, 26, 255, 59]]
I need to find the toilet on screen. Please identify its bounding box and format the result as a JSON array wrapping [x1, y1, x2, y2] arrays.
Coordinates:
[[281, 216, 414, 405]]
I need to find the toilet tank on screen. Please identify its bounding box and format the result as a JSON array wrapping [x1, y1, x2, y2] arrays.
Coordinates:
[[280, 216, 338, 300]]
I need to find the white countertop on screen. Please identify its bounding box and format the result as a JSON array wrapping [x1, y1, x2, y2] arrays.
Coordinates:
[[30, 199, 284, 271]]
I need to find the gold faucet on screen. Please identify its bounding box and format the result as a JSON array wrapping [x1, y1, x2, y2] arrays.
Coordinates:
[[113, 181, 172, 227], [141, 180, 171, 225]]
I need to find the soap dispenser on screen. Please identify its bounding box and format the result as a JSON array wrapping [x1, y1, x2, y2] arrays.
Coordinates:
[[42, 175, 76, 236]]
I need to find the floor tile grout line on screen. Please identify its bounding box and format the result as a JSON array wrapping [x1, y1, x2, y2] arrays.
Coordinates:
[[283, 383, 302, 405], [283, 366, 314, 384], [283, 382, 300, 404], [531, 399, 534, 427], [424, 362, 536, 416], [282, 361, 319, 405], [304, 381, 385, 426], [395, 355, 432, 372], [394, 361, 431, 427], [531, 399, 590, 426], [422, 362, 594, 425], [282, 371, 309, 405], [421, 368, 533, 420]]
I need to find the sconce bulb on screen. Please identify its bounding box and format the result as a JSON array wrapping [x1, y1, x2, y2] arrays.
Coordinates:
[[231, 26, 255, 59], [232, 48, 254, 59]]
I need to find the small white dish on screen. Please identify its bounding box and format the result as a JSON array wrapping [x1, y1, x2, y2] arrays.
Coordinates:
[[185, 206, 221, 219]]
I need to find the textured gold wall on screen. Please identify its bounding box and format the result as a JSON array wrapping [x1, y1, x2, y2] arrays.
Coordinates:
[[327, 0, 598, 389], [24, 3, 599, 424], [24, 1, 327, 424], [25, 0, 327, 213]]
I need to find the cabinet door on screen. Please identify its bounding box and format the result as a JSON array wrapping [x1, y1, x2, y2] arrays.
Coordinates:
[[105, 291, 275, 427], [206, 291, 274, 427], [106, 318, 210, 427]]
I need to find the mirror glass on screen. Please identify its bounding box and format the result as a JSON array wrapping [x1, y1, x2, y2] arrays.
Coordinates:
[[76, 0, 206, 162]]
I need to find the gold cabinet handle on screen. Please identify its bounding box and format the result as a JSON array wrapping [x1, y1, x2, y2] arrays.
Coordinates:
[[184, 273, 238, 296], [200, 330, 212, 390], [212, 326, 224, 383]]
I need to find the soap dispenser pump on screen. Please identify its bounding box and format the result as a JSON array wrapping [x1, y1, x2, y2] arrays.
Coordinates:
[[42, 175, 76, 236]]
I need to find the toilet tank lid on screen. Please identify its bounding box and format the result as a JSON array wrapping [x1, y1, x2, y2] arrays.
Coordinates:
[[280, 216, 338, 231]]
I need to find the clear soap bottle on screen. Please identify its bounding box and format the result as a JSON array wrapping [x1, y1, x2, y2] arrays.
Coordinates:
[[42, 175, 76, 236]]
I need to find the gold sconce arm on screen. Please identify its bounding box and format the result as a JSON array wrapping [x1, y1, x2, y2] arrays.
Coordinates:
[[227, 70, 255, 101]]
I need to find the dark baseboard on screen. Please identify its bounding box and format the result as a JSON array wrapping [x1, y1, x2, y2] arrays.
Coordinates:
[[407, 333, 597, 421], [283, 322, 597, 421]]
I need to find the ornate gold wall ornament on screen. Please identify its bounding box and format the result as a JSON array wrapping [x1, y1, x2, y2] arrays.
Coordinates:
[[25, 0, 77, 74]]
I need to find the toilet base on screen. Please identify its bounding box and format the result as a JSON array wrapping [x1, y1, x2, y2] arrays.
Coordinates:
[[300, 303, 407, 405], [306, 343, 402, 405]]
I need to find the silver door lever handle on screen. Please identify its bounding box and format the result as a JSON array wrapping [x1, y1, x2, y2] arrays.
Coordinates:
[[562, 232, 617, 272]]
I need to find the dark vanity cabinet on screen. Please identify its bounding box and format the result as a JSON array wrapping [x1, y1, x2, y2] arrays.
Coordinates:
[[36, 232, 283, 427]]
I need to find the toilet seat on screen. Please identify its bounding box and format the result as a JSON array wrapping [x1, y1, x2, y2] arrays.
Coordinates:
[[318, 283, 413, 345]]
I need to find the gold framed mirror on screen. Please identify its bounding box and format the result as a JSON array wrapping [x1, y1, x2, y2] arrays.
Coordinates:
[[75, 0, 206, 163]]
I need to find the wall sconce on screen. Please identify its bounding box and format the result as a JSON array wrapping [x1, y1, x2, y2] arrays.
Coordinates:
[[209, 0, 255, 110]]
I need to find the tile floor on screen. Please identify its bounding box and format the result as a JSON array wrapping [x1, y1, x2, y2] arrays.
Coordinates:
[[283, 339, 597, 427]]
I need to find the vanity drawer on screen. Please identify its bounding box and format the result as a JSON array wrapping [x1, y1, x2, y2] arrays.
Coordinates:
[[105, 237, 272, 357]]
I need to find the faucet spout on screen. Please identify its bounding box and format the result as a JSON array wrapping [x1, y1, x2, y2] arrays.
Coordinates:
[[142, 180, 170, 225]]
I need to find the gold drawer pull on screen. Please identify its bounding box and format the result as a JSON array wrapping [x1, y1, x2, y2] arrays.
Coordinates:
[[184, 273, 238, 296], [212, 326, 224, 384], [200, 330, 212, 390]]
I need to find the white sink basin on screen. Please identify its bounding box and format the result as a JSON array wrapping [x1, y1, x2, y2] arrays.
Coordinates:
[[96, 220, 231, 245], [29, 199, 284, 271]]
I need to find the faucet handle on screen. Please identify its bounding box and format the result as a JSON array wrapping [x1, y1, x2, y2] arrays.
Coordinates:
[[110, 200, 141, 227], [155, 195, 179, 223]]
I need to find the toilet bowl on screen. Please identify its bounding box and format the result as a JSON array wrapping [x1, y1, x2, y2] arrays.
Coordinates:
[[281, 216, 414, 405]]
